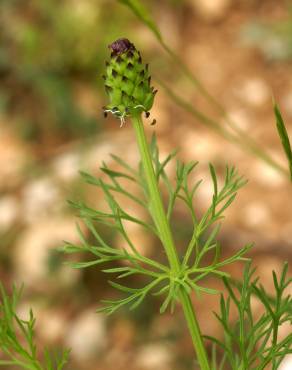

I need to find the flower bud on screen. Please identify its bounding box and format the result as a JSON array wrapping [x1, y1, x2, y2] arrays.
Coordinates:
[[103, 38, 157, 126]]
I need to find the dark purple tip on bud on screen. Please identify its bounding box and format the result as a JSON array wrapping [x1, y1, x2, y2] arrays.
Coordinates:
[[127, 51, 134, 58], [105, 85, 113, 94], [109, 38, 135, 56]]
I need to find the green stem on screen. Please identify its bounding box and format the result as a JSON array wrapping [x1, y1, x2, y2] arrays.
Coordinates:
[[131, 114, 210, 370], [179, 289, 211, 370]]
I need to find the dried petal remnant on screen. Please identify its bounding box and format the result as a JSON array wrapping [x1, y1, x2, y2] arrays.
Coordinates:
[[109, 38, 135, 56]]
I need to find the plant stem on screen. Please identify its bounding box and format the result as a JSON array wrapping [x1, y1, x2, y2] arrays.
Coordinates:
[[131, 114, 210, 370], [179, 289, 211, 370]]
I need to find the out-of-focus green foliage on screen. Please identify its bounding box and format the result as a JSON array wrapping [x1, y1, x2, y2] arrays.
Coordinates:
[[241, 16, 292, 61], [0, 0, 135, 142], [119, 0, 291, 180]]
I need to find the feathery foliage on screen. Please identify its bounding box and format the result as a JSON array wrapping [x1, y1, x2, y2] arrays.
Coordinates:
[[61, 37, 292, 369], [0, 284, 69, 370], [208, 263, 292, 370], [62, 136, 251, 315]]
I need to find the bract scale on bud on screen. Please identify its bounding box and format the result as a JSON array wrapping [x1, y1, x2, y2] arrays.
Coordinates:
[[103, 38, 157, 126]]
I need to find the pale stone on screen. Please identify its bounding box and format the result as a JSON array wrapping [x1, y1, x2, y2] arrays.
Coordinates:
[[182, 130, 220, 161], [37, 309, 68, 343], [22, 177, 62, 223], [0, 196, 19, 231], [65, 308, 106, 361], [242, 202, 270, 228], [235, 78, 270, 107], [52, 151, 80, 182], [136, 344, 173, 369], [85, 140, 118, 170], [279, 355, 292, 370], [0, 128, 30, 188], [227, 108, 251, 131], [13, 218, 80, 286], [251, 161, 285, 188], [189, 0, 231, 21]]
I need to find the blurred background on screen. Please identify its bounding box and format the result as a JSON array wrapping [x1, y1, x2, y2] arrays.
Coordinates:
[[0, 0, 292, 369]]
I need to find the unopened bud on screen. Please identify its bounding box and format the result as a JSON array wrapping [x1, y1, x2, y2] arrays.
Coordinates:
[[103, 38, 157, 126]]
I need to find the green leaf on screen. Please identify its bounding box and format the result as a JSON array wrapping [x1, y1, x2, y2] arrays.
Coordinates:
[[70, 260, 104, 269], [274, 103, 292, 181], [110, 154, 138, 176], [194, 285, 219, 295], [209, 164, 218, 199], [0, 284, 69, 369], [59, 243, 83, 254], [156, 148, 178, 180], [108, 281, 141, 294], [100, 166, 137, 182]]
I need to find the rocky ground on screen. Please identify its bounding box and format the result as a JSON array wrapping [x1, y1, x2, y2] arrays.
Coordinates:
[[0, 0, 291, 369]]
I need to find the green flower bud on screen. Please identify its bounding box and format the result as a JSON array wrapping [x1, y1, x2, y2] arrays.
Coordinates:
[[103, 38, 157, 126]]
